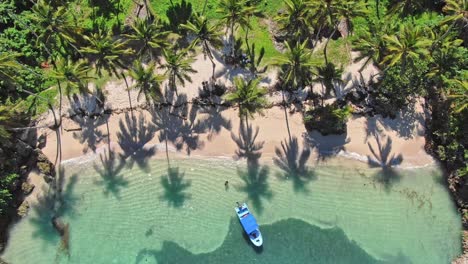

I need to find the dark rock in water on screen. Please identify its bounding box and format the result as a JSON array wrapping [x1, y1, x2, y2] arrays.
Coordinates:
[[17, 200, 29, 217], [21, 182, 34, 195], [52, 217, 70, 255]]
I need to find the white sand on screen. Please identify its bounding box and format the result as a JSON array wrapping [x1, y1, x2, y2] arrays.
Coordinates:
[[36, 50, 434, 169]]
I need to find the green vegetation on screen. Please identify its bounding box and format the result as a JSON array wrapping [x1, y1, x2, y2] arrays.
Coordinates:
[[304, 104, 351, 135], [0, 0, 467, 254]]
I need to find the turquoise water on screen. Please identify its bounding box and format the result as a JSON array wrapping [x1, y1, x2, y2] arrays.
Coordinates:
[[2, 155, 462, 264]]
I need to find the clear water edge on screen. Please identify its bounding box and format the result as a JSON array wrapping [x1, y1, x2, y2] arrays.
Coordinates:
[[2, 155, 462, 264]]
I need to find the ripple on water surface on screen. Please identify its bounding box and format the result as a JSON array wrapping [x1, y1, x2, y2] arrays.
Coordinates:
[[1, 157, 461, 264]]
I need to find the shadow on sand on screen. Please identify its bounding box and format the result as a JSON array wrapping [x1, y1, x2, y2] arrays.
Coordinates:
[[305, 130, 350, 161], [159, 167, 192, 208], [68, 93, 107, 153], [367, 135, 403, 191], [150, 93, 205, 156], [231, 120, 272, 214], [93, 150, 128, 199], [117, 112, 157, 172], [273, 136, 317, 193]]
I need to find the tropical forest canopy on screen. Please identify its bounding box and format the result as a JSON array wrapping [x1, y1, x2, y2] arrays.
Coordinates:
[[0, 0, 466, 221]]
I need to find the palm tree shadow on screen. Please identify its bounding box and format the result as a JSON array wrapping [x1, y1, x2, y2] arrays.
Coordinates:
[[159, 167, 192, 208], [93, 150, 128, 199], [197, 105, 232, 141], [231, 120, 264, 162], [117, 112, 157, 172], [150, 92, 205, 156], [367, 135, 404, 191], [29, 166, 79, 246], [273, 137, 317, 193], [68, 93, 106, 153], [236, 163, 272, 214]]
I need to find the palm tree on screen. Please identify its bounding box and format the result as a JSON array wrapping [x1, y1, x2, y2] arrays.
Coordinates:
[[160, 48, 197, 97], [0, 52, 20, 84], [49, 57, 93, 125], [334, 0, 368, 37], [123, 17, 169, 59], [382, 23, 432, 72], [217, 0, 255, 56], [81, 28, 134, 109], [440, 0, 468, 44], [275, 0, 312, 44], [245, 43, 267, 78], [387, 0, 423, 17], [181, 13, 223, 80], [447, 79, 468, 113], [128, 59, 165, 103], [274, 40, 317, 90], [313, 62, 343, 100], [352, 27, 386, 73], [28, 0, 81, 58], [224, 77, 268, 127], [442, 0, 468, 26]]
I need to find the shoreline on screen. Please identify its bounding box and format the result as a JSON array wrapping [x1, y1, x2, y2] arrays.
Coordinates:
[[38, 103, 434, 170]]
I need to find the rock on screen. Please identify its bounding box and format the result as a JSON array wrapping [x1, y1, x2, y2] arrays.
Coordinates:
[[21, 182, 35, 195], [15, 140, 33, 160], [0, 257, 9, 264], [37, 161, 52, 176], [19, 165, 28, 176], [37, 133, 47, 149], [17, 200, 29, 217], [35, 149, 49, 162]]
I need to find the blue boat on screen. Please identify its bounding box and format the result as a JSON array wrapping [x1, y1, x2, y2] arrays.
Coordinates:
[[235, 202, 263, 247]]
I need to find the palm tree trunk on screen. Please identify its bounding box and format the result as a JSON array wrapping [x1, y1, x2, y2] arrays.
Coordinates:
[[106, 117, 111, 153], [230, 22, 235, 57], [202, 0, 208, 15], [375, 0, 380, 20], [320, 82, 325, 107], [282, 91, 292, 142], [207, 51, 216, 80], [165, 131, 170, 166], [121, 72, 134, 113], [323, 26, 338, 65]]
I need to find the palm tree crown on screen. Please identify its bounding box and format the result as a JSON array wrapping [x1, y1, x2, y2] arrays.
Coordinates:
[[129, 60, 165, 103], [49, 58, 93, 97], [124, 17, 169, 58], [224, 77, 268, 120], [274, 40, 318, 90], [382, 23, 432, 70], [217, 0, 256, 55], [160, 48, 197, 96], [181, 13, 222, 79], [81, 28, 133, 77]]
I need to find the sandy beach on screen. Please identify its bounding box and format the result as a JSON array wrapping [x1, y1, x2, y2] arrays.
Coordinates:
[[35, 50, 434, 170]]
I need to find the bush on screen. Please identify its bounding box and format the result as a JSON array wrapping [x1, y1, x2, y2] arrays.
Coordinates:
[[372, 59, 429, 117], [0, 173, 19, 214], [304, 103, 352, 135]]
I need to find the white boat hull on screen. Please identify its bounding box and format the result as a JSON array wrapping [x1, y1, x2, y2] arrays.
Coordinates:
[[235, 203, 263, 247]]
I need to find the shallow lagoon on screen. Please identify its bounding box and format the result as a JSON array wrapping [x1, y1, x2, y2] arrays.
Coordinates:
[[2, 156, 461, 263]]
